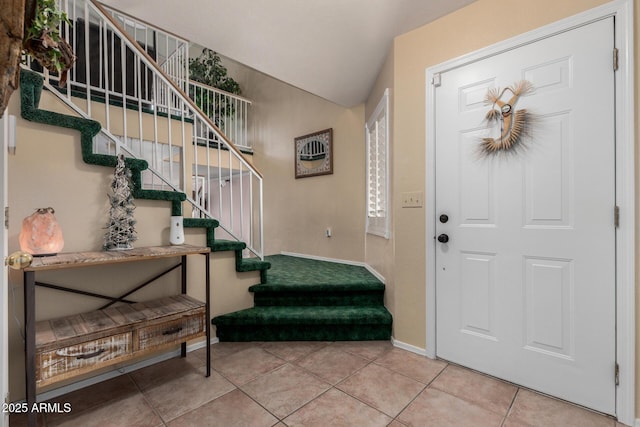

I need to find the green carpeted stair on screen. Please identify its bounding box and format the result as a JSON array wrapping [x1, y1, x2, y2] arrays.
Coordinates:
[[19, 69, 270, 279], [212, 255, 393, 341]]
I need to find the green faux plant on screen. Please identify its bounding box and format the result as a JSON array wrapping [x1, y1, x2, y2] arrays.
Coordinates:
[[23, 0, 76, 86], [189, 49, 241, 130], [189, 49, 241, 95]]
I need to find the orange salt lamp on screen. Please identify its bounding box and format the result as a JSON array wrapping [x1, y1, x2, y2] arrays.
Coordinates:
[[19, 207, 64, 256]]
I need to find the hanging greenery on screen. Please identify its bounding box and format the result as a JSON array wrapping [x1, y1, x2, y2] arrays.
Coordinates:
[[188, 48, 241, 130], [103, 154, 137, 250], [23, 0, 76, 87]]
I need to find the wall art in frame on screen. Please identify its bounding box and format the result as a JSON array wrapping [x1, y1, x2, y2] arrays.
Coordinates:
[[294, 128, 333, 178]]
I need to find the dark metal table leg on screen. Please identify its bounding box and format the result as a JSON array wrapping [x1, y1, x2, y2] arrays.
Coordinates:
[[181, 255, 187, 358], [24, 271, 36, 427], [205, 252, 211, 377]]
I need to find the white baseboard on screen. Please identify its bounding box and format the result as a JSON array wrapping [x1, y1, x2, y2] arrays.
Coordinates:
[[30, 337, 219, 403], [363, 264, 386, 284], [392, 337, 431, 358], [279, 251, 386, 283]]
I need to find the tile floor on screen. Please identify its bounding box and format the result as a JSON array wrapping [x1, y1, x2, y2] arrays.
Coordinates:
[[10, 341, 624, 426]]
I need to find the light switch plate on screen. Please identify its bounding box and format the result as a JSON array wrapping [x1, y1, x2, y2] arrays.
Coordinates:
[[402, 191, 423, 208]]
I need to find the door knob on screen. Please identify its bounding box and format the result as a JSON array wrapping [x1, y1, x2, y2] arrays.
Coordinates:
[[437, 234, 449, 243], [439, 214, 449, 224], [4, 251, 33, 270]]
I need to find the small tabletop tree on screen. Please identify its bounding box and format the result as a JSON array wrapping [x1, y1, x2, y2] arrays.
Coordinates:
[[103, 154, 137, 250]]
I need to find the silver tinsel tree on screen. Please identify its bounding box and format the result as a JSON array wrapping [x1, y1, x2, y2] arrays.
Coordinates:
[[103, 154, 137, 250]]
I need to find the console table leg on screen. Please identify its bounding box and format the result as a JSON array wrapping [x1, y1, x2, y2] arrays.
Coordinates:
[[181, 255, 187, 358], [205, 252, 211, 377], [24, 271, 36, 427]]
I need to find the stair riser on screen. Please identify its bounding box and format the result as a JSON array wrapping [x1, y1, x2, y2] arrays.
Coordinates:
[[215, 324, 391, 341], [253, 291, 384, 307]]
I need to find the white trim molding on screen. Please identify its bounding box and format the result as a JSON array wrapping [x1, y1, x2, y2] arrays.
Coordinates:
[[392, 338, 429, 357], [425, 0, 634, 424], [365, 88, 391, 239]]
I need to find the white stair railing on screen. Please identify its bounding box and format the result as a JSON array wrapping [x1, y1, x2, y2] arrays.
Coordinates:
[[105, 4, 189, 92], [189, 80, 252, 151], [30, 0, 264, 258], [104, 4, 252, 151]]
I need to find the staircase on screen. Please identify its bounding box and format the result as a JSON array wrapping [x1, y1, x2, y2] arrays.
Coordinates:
[[27, 0, 265, 260], [213, 255, 393, 341], [20, 0, 393, 344], [19, 69, 271, 280]]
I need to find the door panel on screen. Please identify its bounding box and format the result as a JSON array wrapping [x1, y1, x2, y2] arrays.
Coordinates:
[[459, 251, 496, 339], [435, 18, 615, 414], [459, 131, 494, 225], [524, 113, 573, 227], [523, 256, 574, 359]]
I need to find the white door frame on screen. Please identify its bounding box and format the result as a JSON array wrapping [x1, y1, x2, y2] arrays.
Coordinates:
[[425, 0, 634, 424], [1, 112, 10, 427]]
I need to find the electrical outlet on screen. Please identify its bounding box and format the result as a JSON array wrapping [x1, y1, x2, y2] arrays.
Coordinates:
[[401, 191, 423, 208]]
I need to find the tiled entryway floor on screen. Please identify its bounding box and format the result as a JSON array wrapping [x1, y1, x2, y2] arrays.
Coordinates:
[[10, 341, 624, 426]]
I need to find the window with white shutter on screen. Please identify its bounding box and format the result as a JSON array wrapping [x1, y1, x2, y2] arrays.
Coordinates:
[[365, 89, 390, 238]]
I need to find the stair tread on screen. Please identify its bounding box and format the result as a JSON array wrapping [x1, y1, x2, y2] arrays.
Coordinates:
[[183, 218, 220, 228], [238, 258, 271, 272], [249, 282, 384, 293], [135, 189, 186, 202], [213, 239, 246, 252], [262, 255, 382, 288], [212, 305, 392, 325]]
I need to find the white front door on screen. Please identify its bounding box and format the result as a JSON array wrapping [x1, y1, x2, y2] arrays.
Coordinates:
[[435, 18, 616, 414], [1, 112, 10, 426]]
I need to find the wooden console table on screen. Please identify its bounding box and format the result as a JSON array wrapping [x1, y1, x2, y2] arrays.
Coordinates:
[[22, 245, 211, 427]]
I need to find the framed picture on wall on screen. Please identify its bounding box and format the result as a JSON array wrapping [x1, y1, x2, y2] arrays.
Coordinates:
[[294, 128, 333, 178]]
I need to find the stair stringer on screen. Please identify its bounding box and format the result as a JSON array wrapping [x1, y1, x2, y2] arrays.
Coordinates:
[[19, 69, 269, 281]]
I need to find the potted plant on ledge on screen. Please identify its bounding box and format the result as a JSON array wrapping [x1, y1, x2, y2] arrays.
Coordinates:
[[189, 48, 242, 133]]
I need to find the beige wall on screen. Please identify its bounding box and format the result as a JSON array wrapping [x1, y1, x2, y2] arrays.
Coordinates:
[[223, 58, 367, 261]]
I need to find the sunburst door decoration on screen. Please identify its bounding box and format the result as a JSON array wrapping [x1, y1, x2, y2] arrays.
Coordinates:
[[481, 80, 535, 155]]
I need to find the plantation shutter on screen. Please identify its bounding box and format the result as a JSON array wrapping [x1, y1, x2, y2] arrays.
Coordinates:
[[366, 89, 390, 238]]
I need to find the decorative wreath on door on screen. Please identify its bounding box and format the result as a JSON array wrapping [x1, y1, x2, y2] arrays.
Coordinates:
[[480, 80, 535, 155]]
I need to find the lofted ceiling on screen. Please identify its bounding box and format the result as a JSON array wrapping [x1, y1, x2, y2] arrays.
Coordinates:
[[101, 0, 477, 107]]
